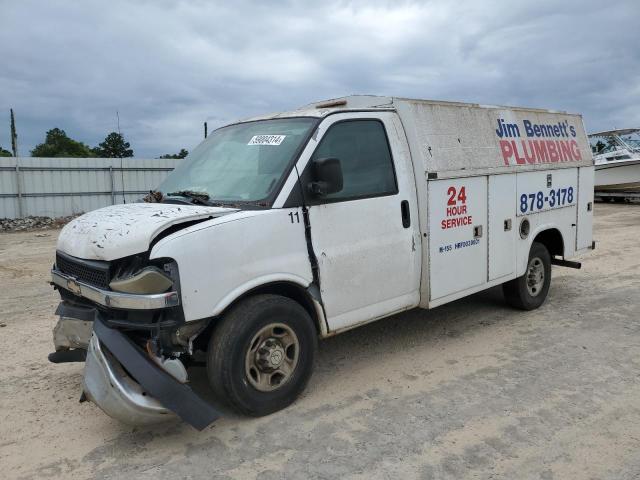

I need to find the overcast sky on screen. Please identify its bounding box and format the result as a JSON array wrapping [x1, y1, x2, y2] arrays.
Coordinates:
[[1, 0, 638, 157]]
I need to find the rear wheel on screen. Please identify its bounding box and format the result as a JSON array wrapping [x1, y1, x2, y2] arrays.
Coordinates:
[[503, 242, 551, 310], [207, 294, 317, 416]]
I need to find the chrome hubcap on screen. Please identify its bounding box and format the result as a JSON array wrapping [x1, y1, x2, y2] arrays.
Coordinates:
[[526, 257, 545, 297], [245, 323, 299, 392]]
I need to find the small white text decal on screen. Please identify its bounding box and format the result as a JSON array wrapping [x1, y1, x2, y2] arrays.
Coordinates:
[[247, 135, 286, 146]]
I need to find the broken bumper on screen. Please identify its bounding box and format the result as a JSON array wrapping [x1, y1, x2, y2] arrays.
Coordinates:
[[84, 334, 173, 425], [82, 316, 220, 430]]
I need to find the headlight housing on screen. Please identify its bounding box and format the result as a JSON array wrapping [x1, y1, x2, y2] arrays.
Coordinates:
[[109, 266, 173, 294]]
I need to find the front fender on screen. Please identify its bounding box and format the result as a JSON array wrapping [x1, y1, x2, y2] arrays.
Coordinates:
[[211, 273, 311, 317], [150, 209, 313, 322]]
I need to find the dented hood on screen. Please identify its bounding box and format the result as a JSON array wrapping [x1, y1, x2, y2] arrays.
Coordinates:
[[57, 203, 236, 261]]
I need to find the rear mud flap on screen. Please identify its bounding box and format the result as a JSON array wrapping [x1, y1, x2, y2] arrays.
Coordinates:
[[92, 316, 220, 430]]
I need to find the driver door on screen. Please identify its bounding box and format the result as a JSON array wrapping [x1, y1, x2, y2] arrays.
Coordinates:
[[303, 112, 421, 332]]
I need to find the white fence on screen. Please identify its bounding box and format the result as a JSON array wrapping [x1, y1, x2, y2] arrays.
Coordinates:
[[0, 157, 181, 219]]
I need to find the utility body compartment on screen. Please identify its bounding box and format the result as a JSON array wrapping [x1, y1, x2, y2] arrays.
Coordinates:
[[386, 97, 594, 308]]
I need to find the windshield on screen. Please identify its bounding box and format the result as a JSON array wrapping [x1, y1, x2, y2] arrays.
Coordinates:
[[590, 133, 640, 154], [623, 136, 640, 151], [158, 118, 316, 205]]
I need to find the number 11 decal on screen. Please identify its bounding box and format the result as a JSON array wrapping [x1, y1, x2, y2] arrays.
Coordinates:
[[288, 211, 300, 224]]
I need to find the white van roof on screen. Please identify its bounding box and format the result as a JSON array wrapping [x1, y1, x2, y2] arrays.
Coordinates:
[[239, 95, 592, 176], [242, 95, 576, 122]]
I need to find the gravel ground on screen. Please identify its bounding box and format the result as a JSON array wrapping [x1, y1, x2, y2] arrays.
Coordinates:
[[1, 203, 639, 480]]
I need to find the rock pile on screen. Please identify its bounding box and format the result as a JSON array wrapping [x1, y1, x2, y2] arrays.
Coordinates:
[[0, 215, 80, 232]]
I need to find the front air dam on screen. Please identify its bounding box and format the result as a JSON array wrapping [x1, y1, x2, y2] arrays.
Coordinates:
[[84, 316, 220, 430]]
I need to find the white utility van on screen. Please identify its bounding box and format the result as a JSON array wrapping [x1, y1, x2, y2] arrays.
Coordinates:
[[49, 96, 594, 429]]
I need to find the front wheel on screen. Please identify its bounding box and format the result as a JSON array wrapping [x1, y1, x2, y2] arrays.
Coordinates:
[[503, 242, 551, 310], [207, 294, 317, 416]]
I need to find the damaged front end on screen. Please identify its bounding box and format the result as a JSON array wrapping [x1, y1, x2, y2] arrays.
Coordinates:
[[49, 251, 219, 430], [84, 330, 172, 425], [84, 317, 219, 429]]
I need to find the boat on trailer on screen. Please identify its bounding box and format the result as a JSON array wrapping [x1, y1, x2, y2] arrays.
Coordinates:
[[589, 128, 640, 201]]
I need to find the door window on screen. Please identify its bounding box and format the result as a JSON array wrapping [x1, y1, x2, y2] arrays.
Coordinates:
[[310, 120, 397, 201]]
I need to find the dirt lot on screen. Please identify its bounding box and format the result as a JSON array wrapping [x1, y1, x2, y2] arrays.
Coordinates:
[[1, 203, 639, 480]]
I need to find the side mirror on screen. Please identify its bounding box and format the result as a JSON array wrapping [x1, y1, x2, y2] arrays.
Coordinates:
[[308, 157, 343, 196]]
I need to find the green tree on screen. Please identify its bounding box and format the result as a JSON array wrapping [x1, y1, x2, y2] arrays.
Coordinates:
[[0, 146, 11, 157], [158, 148, 188, 159], [31, 128, 95, 157], [93, 132, 134, 158]]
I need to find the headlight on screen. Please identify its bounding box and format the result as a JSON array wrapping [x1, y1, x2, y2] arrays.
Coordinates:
[[109, 266, 173, 294]]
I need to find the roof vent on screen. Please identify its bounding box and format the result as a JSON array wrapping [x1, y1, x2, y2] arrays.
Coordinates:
[[315, 99, 347, 109]]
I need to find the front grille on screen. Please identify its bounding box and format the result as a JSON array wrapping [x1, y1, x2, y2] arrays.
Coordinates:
[[56, 252, 111, 289]]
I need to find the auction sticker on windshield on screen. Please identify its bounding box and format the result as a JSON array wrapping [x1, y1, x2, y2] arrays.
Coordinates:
[[247, 135, 286, 146]]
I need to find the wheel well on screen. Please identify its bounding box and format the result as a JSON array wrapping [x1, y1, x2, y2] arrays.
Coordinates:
[[533, 228, 564, 257], [193, 282, 322, 352], [237, 282, 320, 333]]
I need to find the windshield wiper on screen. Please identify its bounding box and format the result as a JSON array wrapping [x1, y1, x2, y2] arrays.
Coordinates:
[[206, 200, 269, 209], [166, 190, 211, 205]]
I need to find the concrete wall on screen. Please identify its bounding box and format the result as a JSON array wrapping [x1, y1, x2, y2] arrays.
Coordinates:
[[0, 157, 181, 219]]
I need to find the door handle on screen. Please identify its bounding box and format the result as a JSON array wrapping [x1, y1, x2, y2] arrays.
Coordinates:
[[401, 200, 411, 228]]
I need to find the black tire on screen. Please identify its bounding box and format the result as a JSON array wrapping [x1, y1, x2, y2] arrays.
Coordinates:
[[503, 242, 551, 310], [206, 294, 317, 416]]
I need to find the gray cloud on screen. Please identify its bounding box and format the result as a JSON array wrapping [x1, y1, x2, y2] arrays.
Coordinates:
[[1, 0, 638, 157]]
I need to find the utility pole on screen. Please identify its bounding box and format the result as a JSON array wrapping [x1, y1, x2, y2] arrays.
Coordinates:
[[10, 109, 18, 157], [10, 109, 23, 217]]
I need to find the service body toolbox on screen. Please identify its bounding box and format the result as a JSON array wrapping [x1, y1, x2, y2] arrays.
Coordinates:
[[49, 96, 594, 428]]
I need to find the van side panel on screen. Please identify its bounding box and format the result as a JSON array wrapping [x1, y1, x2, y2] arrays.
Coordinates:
[[393, 99, 593, 177], [515, 168, 578, 275], [515, 168, 578, 219], [488, 174, 517, 281], [393, 98, 593, 307], [576, 166, 595, 251], [428, 176, 488, 301]]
